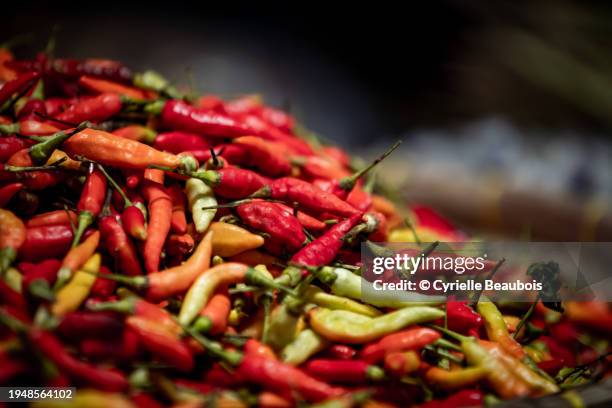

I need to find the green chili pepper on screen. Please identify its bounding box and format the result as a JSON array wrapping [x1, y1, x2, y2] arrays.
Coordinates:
[[281, 328, 330, 366]]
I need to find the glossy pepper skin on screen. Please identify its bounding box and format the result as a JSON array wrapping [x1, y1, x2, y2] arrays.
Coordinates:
[[237, 200, 305, 254], [361, 327, 441, 364], [18, 223, 73, 262], [304, 359, 385, 384], [160, 99, 251, 138], [253, 177, 359, 217], [192, 167, 270, 199], [142, 179, 172, 273], [54, 93, 122, 127], [72, 166, 106, 247], [99, 213, 143, 276]]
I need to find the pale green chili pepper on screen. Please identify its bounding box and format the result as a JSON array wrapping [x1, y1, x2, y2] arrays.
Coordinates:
[[302, 285, 381, 317], [185, 178, 216, 233], [266, 303, 301, 351], [309, 306, 444, 344], [318, 267, 443, 309], [281, 328, 329, 366]]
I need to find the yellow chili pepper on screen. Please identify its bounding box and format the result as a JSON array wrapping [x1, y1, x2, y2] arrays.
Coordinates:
[[45, 149, 82, 170], [302, 285, 381, 317], [55, 230, 100, 289], [209, 222, 264, 257], [424, 366, 490, 391], [52, 253, 100, 316], [309, 306, 444, 344], [228, 249, 281, 267], [477, 300, 526, 359]]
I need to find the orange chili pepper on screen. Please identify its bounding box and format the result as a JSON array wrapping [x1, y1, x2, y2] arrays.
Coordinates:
[[78, 75, 150, 100], [168, 184, 187, 234], [63, 128, 197, 172], [0, 209, 26, 273], [142, 180, 172, 273], [56, 230, 100, 289]]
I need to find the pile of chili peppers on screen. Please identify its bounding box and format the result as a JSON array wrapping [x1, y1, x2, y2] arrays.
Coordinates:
[[0, 43, 611, 408]]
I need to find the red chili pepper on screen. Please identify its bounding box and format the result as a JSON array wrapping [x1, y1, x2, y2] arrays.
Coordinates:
[[73, 166, 107, 247], [19, 258, 60, 299], [321, 146, 351, 168], [253, 177, 359, 217], [196, 94, 226, 111], [25, 209, 77, 228], [194, 167, 271, 199], [0, 71, 40, 106], [419, 389, 484, 408], [126, 315, 194, 372], [18, 223, 73, 262], [304, 359, 385, 384], [90, 266, 118, 299], [323, 344, 357, 360], [290, 213, 363, 268], [164, 233, 194, 258], [79, 328, 139, 361], [239, 114, 314, 155], [190, 144, 249, 165], [29, 328, 129, 391], [237, 200, 305, 254], [99, 213, 143, 276], [299, 157, 350, 181], [44, 98, 70, 117], [244, 338, 277, 360], [361, 327, 441, 364], [112, 125, 157, 144], [56, 311, 123, 339], [54, 93, 122, 127], [18, 120, 60, 136], [273, 202, 327, 231], [0, 279, 26, 309], [16, 99, 47, 121], [130, 392, 164, 408], [233, 136, 292, 177], [0, 355, 27, 384], [167, 184, 187, 234], [152, 131, 210, 154], [5, 148, 64, 190], [439, 301, 482, 335], [0, 136, 33, 161], [260, 106, 294, 132], [55, 58, 132, 82], [346, 184, 373, 212], [160, 99, 251, 138], [0, 182, 23, 206], [237, 355, 345, 402], [142, 179, 172, 272]]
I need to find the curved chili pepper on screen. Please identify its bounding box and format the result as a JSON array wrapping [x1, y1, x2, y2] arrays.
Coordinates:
[[5, 148, 64, 190], [93, 229, 213, 301], [361, 327, 440, 364], [237, 200, 305, 254], [239, 113, 314, 155], [18, 120, 60, 136], [19, 258, 60, 299], [295, 156, 350, 181], [17, 98, 46, 121], [252, 177, 359, 217], [63, 128, 197, 172], [89, 266, 117, 299], [192, 290, 231, 335], [152, 131, 210, 154], [477, 301, 526, 360], [304, 359, 385, 384], [0, 182, 23, 206], [160, 99, 251, 138], [209, 221, 265, 257], [25, 209, 76, 228], [280, 329, 329, 366], [112, 125, 157, 144], [0, 209, 26, 272], [178, 262, 292, 325], [272, 202, 327, 231], [424, 365, 489, 391], [142, 179, 172, 272], [54, 93, 122, 128], [72, 166, 106, 247], [309, 307, 445, 344]]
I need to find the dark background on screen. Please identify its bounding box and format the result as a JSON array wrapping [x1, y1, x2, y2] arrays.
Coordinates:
[[5, 1, 612, 146]]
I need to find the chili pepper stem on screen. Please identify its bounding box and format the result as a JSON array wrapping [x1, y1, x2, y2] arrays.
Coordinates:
[[469, 258, 506, 307], [427, 324, 471, 343], [28, 279, 56, 301], [96, 164, 132, 206], [87, 298, 135, 314], [4, 157, 68, 172], [81, 270, 148, 290], [338, 140, 402, 191], [192, 316, 212, 333], [513, 294, 540, 340], [181, 323, 243, 366], [71, 211, 93, 248], [246, 268, 297, 297], [0, 123, 20, 135]]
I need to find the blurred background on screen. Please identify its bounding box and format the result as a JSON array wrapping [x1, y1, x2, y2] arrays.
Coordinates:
[[3, 0, 612, 240]]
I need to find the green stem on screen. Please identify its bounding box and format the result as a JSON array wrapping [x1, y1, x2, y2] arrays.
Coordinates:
[[427, 324, 471, 343], [80, 269, 148, 289], [181, 324, 243, 366], [513, 295, 539, 340], [96, 164, 132, 207], [470, 258, 506, 308], [71, 211, 93, 248], [338, 140, 402, 191]]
